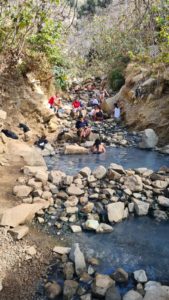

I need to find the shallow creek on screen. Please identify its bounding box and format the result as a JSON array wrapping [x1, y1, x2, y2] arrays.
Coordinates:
[[35, 147, 169, 299], [45, 147, 169, 175]]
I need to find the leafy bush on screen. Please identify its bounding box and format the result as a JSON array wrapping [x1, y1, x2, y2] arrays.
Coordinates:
[[109, 69, 125, 91]]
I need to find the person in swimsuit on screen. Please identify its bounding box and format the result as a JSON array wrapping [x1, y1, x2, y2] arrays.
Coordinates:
[[91, 139, 106, 154]]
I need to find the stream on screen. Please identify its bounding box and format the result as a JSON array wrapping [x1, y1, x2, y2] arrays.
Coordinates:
[[35, 146, 169, 299], [45, 146, 169, 175]]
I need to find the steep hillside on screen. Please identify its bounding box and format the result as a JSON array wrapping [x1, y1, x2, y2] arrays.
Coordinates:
[[103, 63, 169, 145]]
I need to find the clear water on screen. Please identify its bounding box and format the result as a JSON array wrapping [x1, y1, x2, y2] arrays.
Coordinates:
[[66, 216, 169, 284], [37, 147, 169, 298], [45, 146, 169, 175]]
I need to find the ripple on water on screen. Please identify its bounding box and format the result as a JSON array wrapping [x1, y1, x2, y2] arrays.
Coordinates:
[[45, 147, 169, 175]]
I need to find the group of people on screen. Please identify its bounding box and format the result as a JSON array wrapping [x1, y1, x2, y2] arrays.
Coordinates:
[[47, 87, 122, 154]]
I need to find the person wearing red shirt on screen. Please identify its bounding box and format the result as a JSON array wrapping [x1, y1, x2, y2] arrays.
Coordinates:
[[72, 99, 80, 109], [48, 95, 57, 109]]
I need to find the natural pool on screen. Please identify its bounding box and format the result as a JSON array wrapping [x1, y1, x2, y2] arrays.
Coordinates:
[[36, 147, 169, 299], [45, 146, 169, 175]]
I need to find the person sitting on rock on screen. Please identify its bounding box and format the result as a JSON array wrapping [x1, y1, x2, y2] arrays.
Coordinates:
[[90, 97, 99, 107], [76, 116, 91, 140], [93, 105, 104, 122], [91, 139, 106, 154], [72, 99, 81, 117]]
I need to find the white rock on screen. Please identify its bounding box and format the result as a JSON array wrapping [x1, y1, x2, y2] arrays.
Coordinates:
[[96, 223, 113, 233], [53, 246, 71, 255], [85, 220, 99, 230], [70, 225, 82, 233], [134, 269, 147, 283], [107, 202, 125, 223], [157, 196, 169, 207], [133, 200, 150, 216]]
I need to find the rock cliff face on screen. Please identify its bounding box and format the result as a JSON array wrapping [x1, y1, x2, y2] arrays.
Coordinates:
[[103, 63, 169, 145], [0, 72, 58, 143]]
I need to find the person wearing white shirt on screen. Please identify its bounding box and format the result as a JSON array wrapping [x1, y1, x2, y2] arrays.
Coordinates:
[[114, 103, 121, 120]]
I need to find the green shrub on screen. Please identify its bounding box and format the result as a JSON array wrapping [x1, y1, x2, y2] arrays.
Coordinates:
[[109, 69, 125, 91]]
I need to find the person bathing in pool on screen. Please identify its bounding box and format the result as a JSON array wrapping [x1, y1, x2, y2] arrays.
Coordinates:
[[91, 139, 106, 154]]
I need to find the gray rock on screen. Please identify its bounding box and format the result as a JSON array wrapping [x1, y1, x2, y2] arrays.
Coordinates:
[[63, 280, 78, 300], [143, 286, 169, 300], [45, 282, 62, 299], [96, 223, 113, 233], [93, 165, 107, 179], [69, 243, 86, 275], [80, 167, 92, 177], [112, 268, 128, 283], [139, 129, 158, 149], [109, 163, 125, 174], [123, 290, 143, 300], [92, 274, 114, 297], [63, 262, 74, 280], [105, 286, 122, 300], [124, 175, 143, 192]]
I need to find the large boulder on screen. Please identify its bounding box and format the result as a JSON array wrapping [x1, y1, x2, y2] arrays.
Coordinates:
[[64, 144, 89, 155], [139, 129, 158, 149], [6, 140, 46, 166], [107, 202, 125, 223], [124, 175, 143, 192], [0, 201, 49, 227]]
